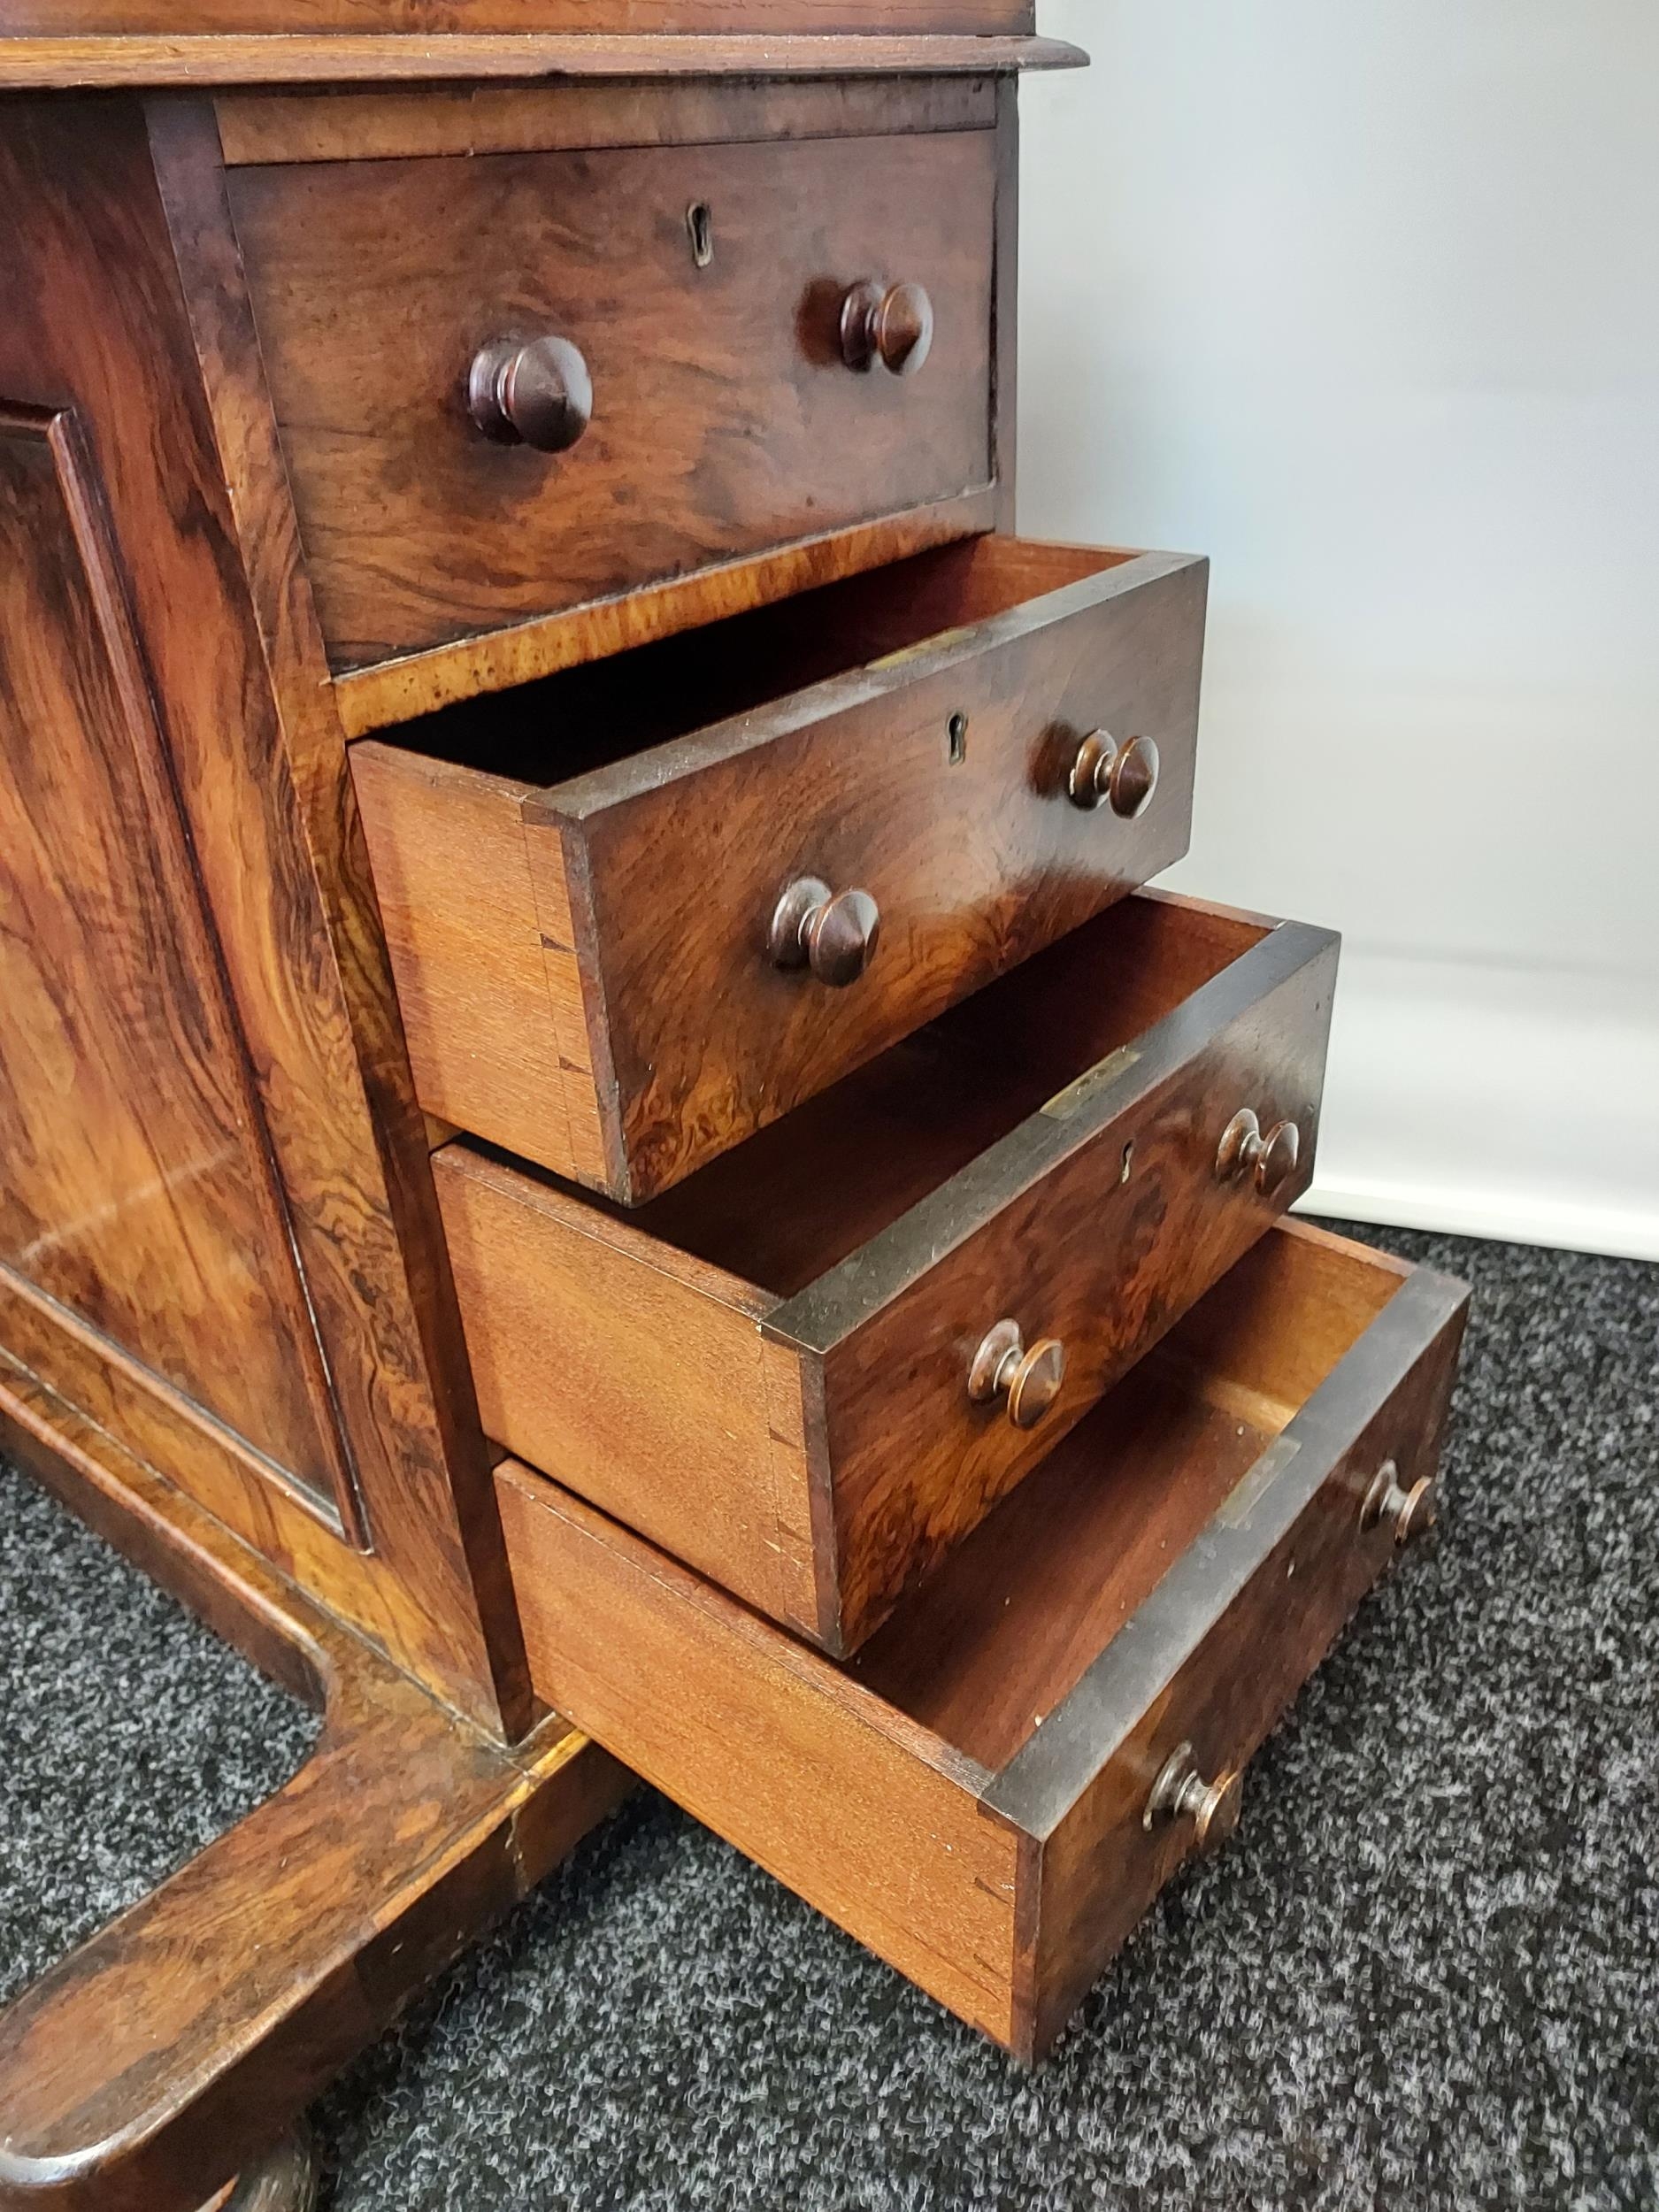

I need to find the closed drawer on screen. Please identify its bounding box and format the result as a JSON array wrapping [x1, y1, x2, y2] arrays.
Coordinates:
[[497, 1221, 1469, 2060], [228, 120, 997, 683], [354, 535, 1208, 1205], [435, 889, 1337, 1655]]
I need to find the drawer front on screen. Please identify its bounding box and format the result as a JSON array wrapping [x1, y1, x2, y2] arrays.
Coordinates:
[[495, 1225, 1470, 2060], [1007, 1255, 1471, 2057], [547, 549, 1207, 1202], [229, 128, 996, 674], [774, 906, 1339, 1649]]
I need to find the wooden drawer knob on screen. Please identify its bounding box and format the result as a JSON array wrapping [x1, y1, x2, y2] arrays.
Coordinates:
[[768, 877, 880, 987], [467, 334, 593, 452], [968, 1318, 1067, 1430], [1361, 1458, 1439, 1545], [1143, 1742, 1243, 1855], [1216, 1107, 1302, 1194], [840, 280, 935, 376], [1068, 730, 1161, 818]]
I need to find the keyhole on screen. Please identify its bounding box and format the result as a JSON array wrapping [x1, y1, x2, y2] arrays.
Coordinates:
[[1120, 1141, 1135, 1185], [687, 202, 715, 269], [947, 711, 968, 764]]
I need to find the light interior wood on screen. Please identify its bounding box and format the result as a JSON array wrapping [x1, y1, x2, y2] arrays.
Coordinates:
[[839, 1225, 1408, 1771], [380, 535, 1132, 787], [466, 892, 1270, 1300]]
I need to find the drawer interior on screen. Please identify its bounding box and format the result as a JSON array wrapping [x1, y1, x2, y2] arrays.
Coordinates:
[[566, 891, 1274, 1300], [844, 1222, 1412, 1772], [377, 535, 1134, 787]]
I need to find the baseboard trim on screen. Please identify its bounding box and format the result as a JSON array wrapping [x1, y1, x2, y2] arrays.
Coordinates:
[[1299, 1179, 1659, 1265]]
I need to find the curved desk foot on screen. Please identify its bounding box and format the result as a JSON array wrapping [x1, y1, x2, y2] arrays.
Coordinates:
[[0, 1362, 630, 2212]]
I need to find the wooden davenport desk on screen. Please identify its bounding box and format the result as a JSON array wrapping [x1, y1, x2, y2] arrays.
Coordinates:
[[0, 12, 1467, 2208]]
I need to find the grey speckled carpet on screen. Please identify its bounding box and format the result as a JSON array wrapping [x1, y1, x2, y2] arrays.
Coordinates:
[[2, 1223, 1655, 2210]]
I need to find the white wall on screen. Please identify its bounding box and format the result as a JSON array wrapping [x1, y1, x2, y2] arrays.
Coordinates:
[[1018, 1, 1659, 1258]]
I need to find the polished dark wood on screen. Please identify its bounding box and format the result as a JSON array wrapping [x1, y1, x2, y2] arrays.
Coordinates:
[[496, 1220, 1470, 2060], [0, 403, 360, 1532], [0, 1349, 626, 2212], [354, 538, 1208, 1202], [434, 892, 1338, 1654], [227, 115, 999, 673], [0, 96, 532, 1731]]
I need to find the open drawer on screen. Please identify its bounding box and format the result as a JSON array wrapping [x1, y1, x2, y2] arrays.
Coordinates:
[[352, 535, 1207, 1204], [497, 1221, 1469, 2062], [435, 889, 1338, 1655]]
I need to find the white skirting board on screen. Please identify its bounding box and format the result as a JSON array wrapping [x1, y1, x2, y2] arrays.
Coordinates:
[[1294, 949, 1659, 1263]]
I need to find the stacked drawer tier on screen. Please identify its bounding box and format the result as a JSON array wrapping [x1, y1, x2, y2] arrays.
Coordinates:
[[496, 1222, 1468, 2060], [434, 889, 1336, 1654], [353, 535, 1209, 1203]]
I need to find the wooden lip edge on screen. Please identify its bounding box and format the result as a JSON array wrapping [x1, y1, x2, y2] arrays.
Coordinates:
[[332, 488, 1001, 737], [0, 35, 1089, 93], [979, 1249, 1471, 1839], [764, 910, 1341, 1356], [525, 549, 1208, 826]]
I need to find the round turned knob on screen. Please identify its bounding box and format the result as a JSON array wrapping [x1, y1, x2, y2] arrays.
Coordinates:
[[467, 334, 593, 452], [1143, 1741, 1244, 1855], [968, 1318, 1067, 1431], [1215, 1107, 1302, 1194], [840, 280, 935, 376], [1361, 1458, 1439, 1546], [1067, 731, 1161, 818], [768, 876, 880, 987]]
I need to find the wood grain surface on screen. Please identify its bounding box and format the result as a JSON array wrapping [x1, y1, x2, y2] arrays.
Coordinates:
[[3, 3, 1041, 41], [0, 95, 534, 1729], [437, 892, 1339, 1653], [228, 121, 997, 671], [497, 1220, 1469, 2059], [215, 73, 997, 164], [0, 34, 1087, 95], [0, 405, 360, 1532], [356, 538, 1208, 1202]]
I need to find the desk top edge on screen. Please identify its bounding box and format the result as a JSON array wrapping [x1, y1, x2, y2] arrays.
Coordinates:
[[0, 33, 1087, 91]]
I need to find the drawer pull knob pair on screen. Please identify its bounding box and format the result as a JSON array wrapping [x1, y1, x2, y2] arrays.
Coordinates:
[[1068, 730, 1161, 818], [1216, 1107, 1302, 1194], [840, 280, 935, 376], [769, 877, 880, 987], [1144, 1742, 1244, 1855], [468, 335, 594, 453], [1361, 1458, 1439, 1546], [968, 1318, 1066, 1430]]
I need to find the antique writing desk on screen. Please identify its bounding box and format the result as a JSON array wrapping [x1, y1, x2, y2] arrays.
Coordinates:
[[0, 11, 1466, 2208]]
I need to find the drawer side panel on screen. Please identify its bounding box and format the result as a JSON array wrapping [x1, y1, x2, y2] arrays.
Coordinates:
[[497, 1460, 1021, 2044]]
